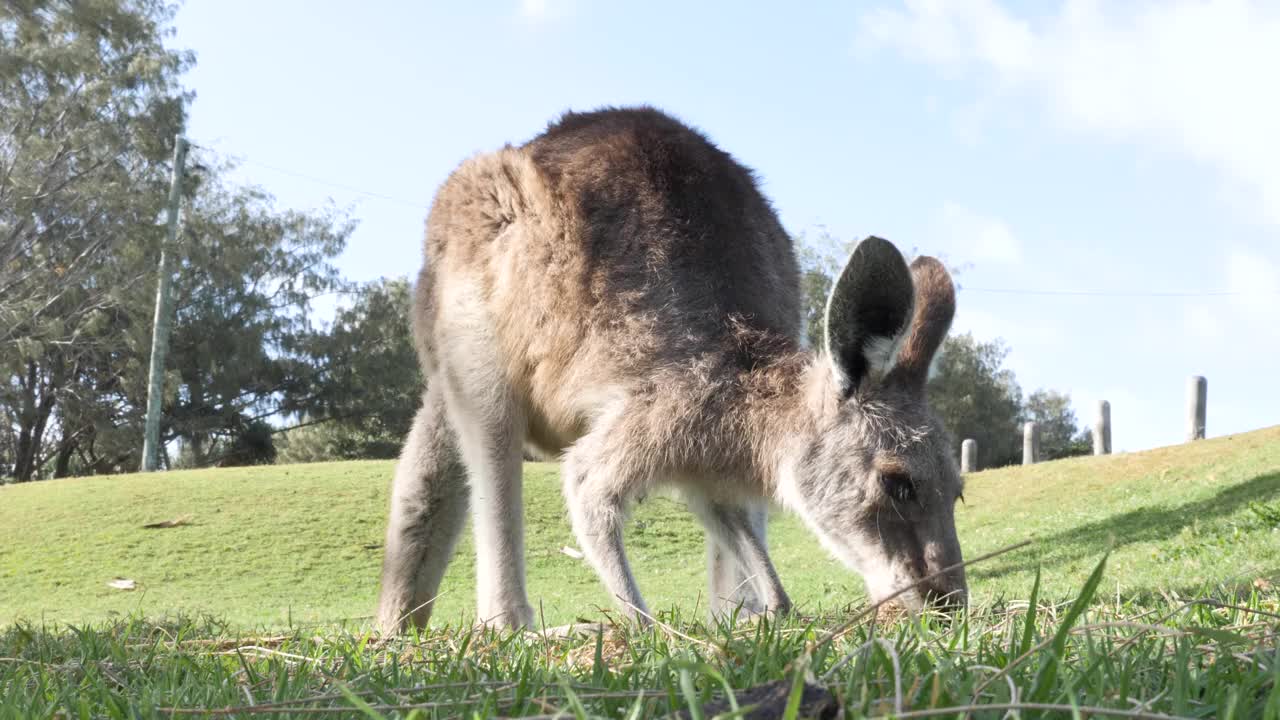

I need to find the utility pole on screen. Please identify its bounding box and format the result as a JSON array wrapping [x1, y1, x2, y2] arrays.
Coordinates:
[[140, 135, 188, 472]]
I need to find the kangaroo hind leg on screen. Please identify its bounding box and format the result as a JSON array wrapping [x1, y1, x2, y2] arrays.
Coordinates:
[[376, 383, 469, 635]]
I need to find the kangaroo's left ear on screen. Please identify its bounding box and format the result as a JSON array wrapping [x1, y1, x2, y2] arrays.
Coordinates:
[[886, 255, 956, 392], [823, 236, 915, 398]]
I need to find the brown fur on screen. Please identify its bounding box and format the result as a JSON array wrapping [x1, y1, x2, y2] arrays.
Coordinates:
[[417, 108, 801, 462], [376, 106, 966, 633]]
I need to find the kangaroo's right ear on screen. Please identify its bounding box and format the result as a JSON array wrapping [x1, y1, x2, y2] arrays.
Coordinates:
[[823, 236, 915, 398]]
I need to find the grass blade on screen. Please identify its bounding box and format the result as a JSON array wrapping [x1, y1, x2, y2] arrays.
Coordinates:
[[558, 671, 590, 720], [781, 658, 808, 720], [1018, 563, 1042, 657], [336, 682, 389, 720], [1030, 552, 1109, 704], [680, 666, 706, 720]]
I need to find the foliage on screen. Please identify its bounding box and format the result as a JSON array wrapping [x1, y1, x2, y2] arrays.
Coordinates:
[[0, 0, 190, 480], [794, 231, 850, 350], [289, 276, 422, 462], [0, 2, 358, 480], [1023, 388, 1093, 460], [276, 419, 351, 464], [276, 415, 404, 464], [927, 333, 1025, 468], [0, 157, 355, 479], [158, 174, 354, 468], [220, 418, 278, 466]]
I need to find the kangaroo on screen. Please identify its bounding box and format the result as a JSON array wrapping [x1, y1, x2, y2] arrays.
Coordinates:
[[376, 106, 966, 634]]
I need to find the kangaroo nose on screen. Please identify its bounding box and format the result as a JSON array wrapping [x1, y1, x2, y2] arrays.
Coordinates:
[[924, 583, 967, 612]]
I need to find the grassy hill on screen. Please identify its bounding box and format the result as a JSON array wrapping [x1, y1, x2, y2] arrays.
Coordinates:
[[2, 426, 1279, 630], [3, 427, 1280, 717]]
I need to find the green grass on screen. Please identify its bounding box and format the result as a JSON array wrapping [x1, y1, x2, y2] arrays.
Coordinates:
[[2, 427, 1279, 717], [2, 577, 1278, 718], [3, 427, 1278, 627]]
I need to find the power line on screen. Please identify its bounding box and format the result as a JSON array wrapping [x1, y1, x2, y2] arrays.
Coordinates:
[[961, 287, 1272, 298], [187, 141, 430, 210], [185, 141, 1279, 300]]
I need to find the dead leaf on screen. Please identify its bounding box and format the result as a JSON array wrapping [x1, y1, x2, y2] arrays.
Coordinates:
[[533, 622, 609, 640], [107, 578, 136, 591], [564, 626, 631, 671], [141, 516, 191, 529], [560, 546, 584, 560], [1254, 578, 1273, 591], [875, 602, 909, 625]]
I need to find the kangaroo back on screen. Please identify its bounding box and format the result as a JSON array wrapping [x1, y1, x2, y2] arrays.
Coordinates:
[[415, 106, 803, 454]]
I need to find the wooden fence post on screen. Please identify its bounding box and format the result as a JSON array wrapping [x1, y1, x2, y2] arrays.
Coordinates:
[[1023, 422, 1040, 465], [961, 439, 977, 473], [1186, 375, 1207, 442], [1093, 400, 1111, 455]]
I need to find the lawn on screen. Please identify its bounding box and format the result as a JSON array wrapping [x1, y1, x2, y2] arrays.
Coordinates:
[[2, 426, 1279, 717], [3, 427, 1278, 627]]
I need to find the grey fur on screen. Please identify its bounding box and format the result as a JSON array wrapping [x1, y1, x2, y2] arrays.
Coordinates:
[[376, 106, 966, 634]]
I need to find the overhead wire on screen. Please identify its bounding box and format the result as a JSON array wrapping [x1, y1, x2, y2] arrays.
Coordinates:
[[185, 139, 1279, 299]]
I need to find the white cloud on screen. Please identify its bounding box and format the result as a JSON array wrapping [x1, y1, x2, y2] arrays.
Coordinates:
[[1182, 303, 1221, 343], [1226, 247, 1280, 303], [861, 0, 1034, 77], [860, 0, 1280, 225], [520, 0, 548, 17], [937, 201, 1023, 264], [518, 0, 572, 22], [1182, 246, 1278, 347], [1225, 247, 1280, 343]]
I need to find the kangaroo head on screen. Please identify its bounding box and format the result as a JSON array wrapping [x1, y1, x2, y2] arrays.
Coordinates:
[[781, 236, 966, 613]]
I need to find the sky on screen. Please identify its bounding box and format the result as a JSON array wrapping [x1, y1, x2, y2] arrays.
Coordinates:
[[172, 0, 1280, 454]]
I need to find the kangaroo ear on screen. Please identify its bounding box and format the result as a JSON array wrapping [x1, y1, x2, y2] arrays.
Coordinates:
[[823, 236, 915, 398], [886, 255, 956, 391]]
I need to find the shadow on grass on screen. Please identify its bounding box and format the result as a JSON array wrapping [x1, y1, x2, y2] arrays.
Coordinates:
[[970, 470, 1280, 581], [1117, 571, 1280, 608]]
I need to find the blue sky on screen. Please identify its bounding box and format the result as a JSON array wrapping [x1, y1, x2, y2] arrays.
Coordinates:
[[173, 0, 1280, 453]]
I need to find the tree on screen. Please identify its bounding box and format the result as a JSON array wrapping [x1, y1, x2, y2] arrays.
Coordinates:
[[927, 333, 1025, 469], [795, 231, 851, 349], [276, 419, 350, 465], [1023, 389, 1092, 460], [158, 173, 353, 469], [282, 277, 422, 462], [4, 169, 356, 478], [0, 0, 368, 481], [1, 0, 191, 481]]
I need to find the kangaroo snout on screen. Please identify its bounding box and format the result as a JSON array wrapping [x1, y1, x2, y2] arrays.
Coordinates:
[[877, 570, 966, 619], [920, 540, 969, 613], [924, 544, 968, 612], [922, 577, 968, 612]]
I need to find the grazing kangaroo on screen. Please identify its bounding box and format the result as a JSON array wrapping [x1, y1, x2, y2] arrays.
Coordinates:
[[376, 106, 966, 634]]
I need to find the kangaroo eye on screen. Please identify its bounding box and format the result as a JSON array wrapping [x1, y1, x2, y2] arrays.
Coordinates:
[[881, 472, 916, 503]]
